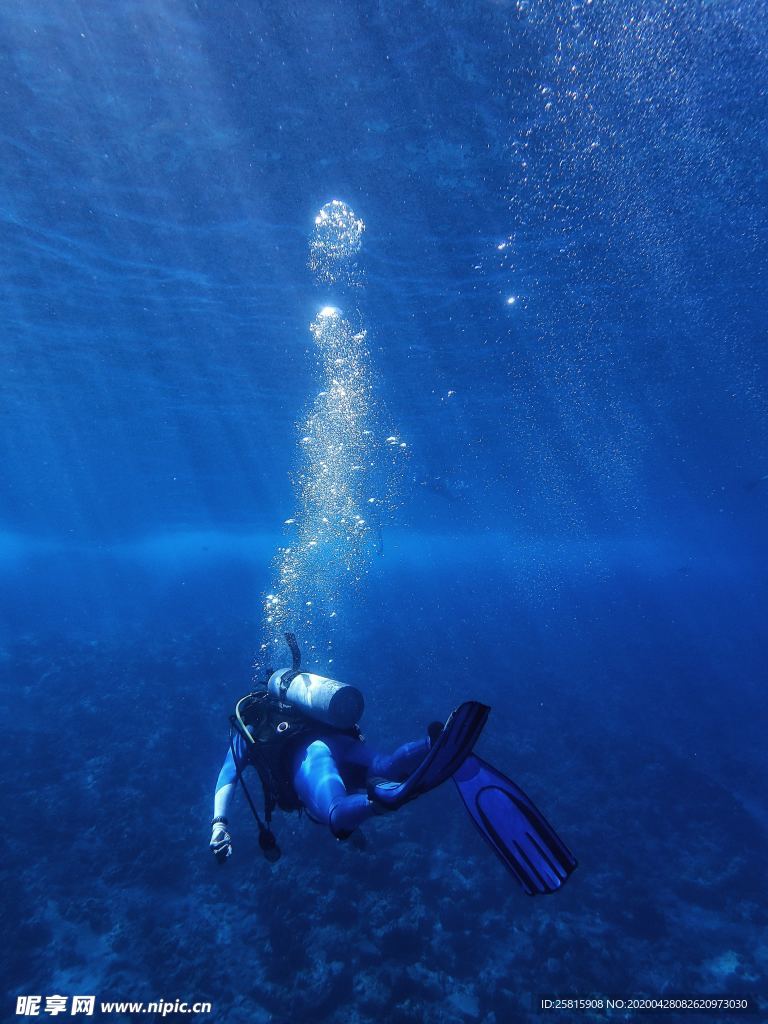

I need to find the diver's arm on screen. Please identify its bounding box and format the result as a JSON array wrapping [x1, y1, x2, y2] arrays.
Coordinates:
[[214, 746, 238, 810], [213, 780, 235, 820], [209, 738, 243, 861]]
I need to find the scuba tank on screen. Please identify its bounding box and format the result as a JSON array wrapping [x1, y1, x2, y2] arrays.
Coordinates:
[[267, 632, 364, 729], [267, 669, 364, 729]]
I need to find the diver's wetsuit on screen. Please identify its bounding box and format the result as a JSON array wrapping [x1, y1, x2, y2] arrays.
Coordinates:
[[215, 728, 429, 836]]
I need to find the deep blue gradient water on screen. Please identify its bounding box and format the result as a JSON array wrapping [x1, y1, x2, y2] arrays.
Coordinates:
[[1, 2, 767, 1022]]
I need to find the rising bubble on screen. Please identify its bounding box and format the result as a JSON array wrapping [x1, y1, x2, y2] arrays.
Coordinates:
[[309, 200, 365, 286]]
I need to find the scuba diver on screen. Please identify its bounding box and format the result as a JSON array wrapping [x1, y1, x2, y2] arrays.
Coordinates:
[[210, 633, 577, 896]]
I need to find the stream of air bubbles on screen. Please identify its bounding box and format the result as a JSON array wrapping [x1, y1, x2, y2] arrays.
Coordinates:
[[259, 201, 403, 672]]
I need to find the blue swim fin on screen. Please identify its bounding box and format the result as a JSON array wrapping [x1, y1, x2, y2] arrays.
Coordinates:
[[369, 701, 490, 810], [454, 754, 577, 895]]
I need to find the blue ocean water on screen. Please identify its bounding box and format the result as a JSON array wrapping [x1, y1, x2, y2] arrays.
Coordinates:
[[1, 1, 766, 1022]]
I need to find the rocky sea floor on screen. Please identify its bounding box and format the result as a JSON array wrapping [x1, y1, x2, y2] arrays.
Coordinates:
[[2, 630, 766, 1023]]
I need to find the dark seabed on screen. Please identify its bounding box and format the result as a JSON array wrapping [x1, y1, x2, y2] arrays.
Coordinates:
[[1, 1, 767, 1022]]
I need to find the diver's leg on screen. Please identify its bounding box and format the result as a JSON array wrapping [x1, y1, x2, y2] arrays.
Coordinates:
[[292, 739, 375, 838], [327, 734, 429, 781], [371, 738, 430, 780]]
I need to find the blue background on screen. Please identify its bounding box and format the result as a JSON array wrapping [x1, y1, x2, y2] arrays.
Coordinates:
[[1, 2, 766, 1022]]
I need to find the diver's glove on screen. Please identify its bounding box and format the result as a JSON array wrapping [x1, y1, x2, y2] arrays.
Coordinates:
[[210, 818, 232, 863]]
